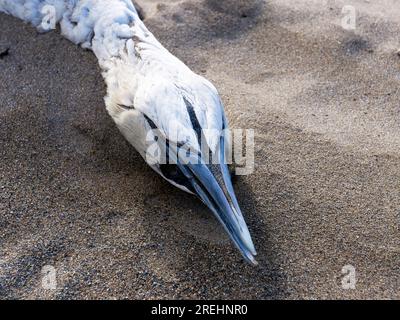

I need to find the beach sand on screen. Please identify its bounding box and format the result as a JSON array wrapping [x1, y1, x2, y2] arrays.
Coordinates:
[[0, 0, 399, 299]]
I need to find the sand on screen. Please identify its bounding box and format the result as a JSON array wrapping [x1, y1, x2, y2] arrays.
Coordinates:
[[0, 0, 399, 299]]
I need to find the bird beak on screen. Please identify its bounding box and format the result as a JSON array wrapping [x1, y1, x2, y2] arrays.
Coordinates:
[[175, 138, 257, 265]]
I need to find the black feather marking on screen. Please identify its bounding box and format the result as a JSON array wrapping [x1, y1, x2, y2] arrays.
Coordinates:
[[117, 104, 158, 131], [143, 114, 157, 130], [117, 104, 135, 110], [183, 96, 202, 144], [159, 164, 195, 193]]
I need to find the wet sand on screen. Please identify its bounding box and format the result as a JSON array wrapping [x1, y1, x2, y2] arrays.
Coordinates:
[[0, 0, 399, 299]]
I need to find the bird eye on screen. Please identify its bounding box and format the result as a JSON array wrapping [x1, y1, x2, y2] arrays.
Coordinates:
[[159, 164, 194, 193], [160, 164, 178, 177]]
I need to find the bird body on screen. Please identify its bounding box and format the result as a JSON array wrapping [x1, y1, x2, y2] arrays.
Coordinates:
[[0, 0, 257, 264]]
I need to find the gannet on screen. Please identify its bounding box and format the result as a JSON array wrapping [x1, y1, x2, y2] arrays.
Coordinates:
[[0, 0, 257, 264]]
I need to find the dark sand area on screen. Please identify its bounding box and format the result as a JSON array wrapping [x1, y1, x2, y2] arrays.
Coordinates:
[[0, 0, 399, 299]]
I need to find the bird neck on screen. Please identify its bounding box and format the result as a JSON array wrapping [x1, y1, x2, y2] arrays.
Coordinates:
[[0, 0, 186, 110], [0, 0, 160, 65]]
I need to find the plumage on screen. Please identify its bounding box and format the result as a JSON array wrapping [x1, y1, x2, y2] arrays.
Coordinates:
[[0, 0, 257, 264]]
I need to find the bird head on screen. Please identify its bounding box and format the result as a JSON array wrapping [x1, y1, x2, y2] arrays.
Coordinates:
[[103, 33, 257, 265]]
